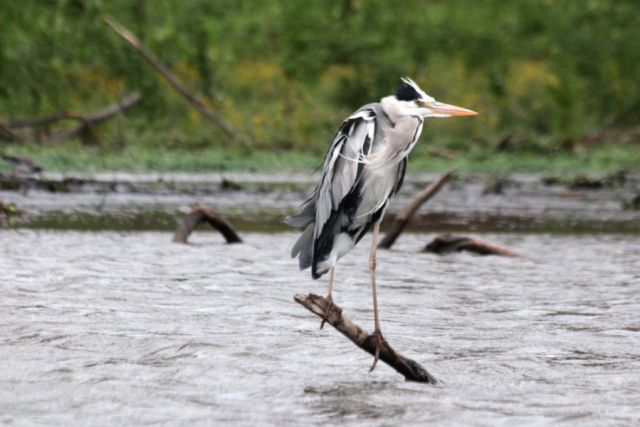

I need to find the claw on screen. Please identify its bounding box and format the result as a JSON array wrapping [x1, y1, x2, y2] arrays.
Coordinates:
[[320, 296, 342, 330], [368, 330, 384, 372], [320, 298, 333, 330]]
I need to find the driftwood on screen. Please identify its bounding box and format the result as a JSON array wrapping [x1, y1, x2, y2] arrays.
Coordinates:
[[422, 233, 520, 257], [104, 16, 237, 142], [173, 203, 242, 244], [378, 168, 456, 249], [294, 293, 438, 383]]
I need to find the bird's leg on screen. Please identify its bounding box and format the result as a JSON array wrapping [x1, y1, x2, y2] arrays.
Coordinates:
[[320, 266, 341, 329], [368, 220, 387, 372]]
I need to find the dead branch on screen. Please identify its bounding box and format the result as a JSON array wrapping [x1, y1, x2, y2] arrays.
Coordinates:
[[0, 122, 24, 142], [379, 168, 456, 249], [422, 233, 520, 257], [42, 92, 141, 144], [6, 110, 85, 129], [173, 203, 242, 244], [104, 15, 237, 142], [294, 293, 438, 383]]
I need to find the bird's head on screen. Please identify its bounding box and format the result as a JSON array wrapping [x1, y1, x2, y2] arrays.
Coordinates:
[[391, 77, 477, 118]]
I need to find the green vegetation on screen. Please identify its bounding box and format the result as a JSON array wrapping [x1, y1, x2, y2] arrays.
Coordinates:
[[1, 0, 639, 172]]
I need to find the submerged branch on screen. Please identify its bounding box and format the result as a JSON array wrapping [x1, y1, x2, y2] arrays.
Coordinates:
[[422, 233, 520, 257], [173, 203, 242, 244], [379, 168, 456, 249], [294, 293, 438, 383]]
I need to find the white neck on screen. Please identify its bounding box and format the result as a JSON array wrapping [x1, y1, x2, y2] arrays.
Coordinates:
[[380, 95, 411, 123]]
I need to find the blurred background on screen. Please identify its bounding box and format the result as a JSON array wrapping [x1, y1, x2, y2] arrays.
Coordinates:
[[1, 0, 639, 172]]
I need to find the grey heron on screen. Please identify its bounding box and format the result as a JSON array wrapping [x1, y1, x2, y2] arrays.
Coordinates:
[[286, 78, 477, 371]]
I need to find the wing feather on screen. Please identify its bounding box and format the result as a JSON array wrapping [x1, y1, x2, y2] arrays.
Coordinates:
[[315, 108, 376, 239]]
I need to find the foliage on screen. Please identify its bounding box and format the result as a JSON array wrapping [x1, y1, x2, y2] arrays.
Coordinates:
[[0, 0, 639, 169]]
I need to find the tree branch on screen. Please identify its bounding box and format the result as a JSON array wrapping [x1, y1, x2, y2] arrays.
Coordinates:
[[422, 233, 521, 257], [294, 293, 438, 383], [173, 203, 243, 244], [104, 15, 238, 142], [379, 168, 456, 249], [0, 123, 23, 142], [42, 92, 142, 144]]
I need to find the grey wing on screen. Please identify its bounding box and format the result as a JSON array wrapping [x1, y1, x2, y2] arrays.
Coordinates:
[[314, 108, 376, 241], [285, 107, 376, 272]]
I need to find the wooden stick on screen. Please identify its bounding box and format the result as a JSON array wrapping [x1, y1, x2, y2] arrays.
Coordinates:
[[104, 15, 238, 142], [172, 203, 242, 244], [40, 92, 141, 144], [379, 168, 456, 249], [294, 293, 438, 384], [422, 233, 520, 257]]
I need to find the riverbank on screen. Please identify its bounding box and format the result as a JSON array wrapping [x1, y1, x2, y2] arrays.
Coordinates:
[[2, 141, 640, 174], [2, 171, 638, 233]]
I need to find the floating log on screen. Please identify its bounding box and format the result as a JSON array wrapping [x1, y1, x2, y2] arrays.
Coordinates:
[[378, 168, 456, 249], [173, 203, 242, 244], [422, 233, 520, 257], [104, 15, 238, 143], [294, 293, 438, 384]]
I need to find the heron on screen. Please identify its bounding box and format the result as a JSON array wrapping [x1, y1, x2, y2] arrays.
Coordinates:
[[286, 78, 477, 371]]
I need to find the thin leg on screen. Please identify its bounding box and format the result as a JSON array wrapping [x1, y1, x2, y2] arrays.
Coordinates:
[[369, 222, 381, 332], [320, 266, 340, 329], [368, 221, 386, 372]]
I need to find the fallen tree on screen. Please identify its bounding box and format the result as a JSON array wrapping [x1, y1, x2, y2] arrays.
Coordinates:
[[379, 168, 456, 249], [294, 293, 438, 383], [422, 233, 520, 257], [173, 203, 242, 244]]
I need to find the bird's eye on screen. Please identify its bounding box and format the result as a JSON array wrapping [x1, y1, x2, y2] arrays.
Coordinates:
[[414, 100, 421, 105]]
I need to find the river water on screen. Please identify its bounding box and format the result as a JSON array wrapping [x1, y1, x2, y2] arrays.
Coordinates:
[[1, 230, 638, 426]]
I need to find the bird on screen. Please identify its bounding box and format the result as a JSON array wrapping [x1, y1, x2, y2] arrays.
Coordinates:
[[1, 155, 43, 177], [286, 77, 477, 371]]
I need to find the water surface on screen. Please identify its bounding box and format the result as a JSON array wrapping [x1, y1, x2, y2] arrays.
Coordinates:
[[1, 230, 639, 426]]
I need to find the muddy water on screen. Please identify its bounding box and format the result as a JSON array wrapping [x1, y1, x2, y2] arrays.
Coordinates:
[[1, 230, 639, 426]]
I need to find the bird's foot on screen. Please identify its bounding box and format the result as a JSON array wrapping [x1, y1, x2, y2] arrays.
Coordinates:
[[368, 329, 389, 373], [320, 296, 341, 330]]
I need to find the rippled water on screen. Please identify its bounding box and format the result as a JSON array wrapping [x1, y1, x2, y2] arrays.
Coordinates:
[[1, 230, 639, 426]]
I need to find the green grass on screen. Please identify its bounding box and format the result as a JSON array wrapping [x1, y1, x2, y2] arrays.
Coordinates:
[[2, 139, 638, 174]]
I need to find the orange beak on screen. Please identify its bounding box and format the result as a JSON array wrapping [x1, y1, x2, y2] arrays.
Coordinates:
[[428, 101, 478, 116]]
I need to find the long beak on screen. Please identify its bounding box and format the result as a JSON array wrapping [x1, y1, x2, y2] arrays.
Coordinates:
[[428, 101, 478, 116]]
